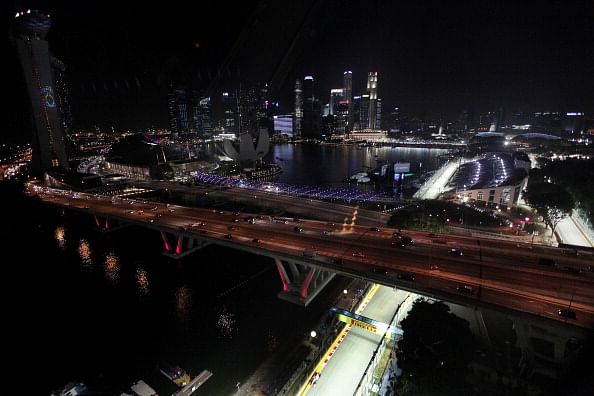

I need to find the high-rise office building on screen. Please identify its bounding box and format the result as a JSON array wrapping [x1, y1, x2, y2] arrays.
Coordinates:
[[359, 94, 370, 130], [366, 72, 379, 129], [303, 75, 315, 101], [168, 87, 189, 136], [192, 95, 212, 138], [256, 84, 273, 136], [334, 100, 349, 135], [352, 96, 362, 130], [221, 91, 239, 134], [343, 71, 353, 131], [11, 10, 70, 174], [388, 107, 401, 135], [293, 80, 303, 138], [329, 89, 343, 115], [343, 71, 352, 104], [302, 76, 321, 138]]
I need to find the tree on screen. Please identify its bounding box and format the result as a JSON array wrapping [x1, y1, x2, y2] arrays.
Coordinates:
[[395, 300, 474, 395], [524, 182, 574, 235]]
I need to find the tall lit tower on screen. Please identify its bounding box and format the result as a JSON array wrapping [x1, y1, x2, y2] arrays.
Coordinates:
[[343, 71, 353, 131], [367, 72, 378, 129], [329, 89, 343, 115], [11, 10, 70, 174], [343, 71, 352, 103], [168, 87, 188, 137], [293, 79, 303, 138]]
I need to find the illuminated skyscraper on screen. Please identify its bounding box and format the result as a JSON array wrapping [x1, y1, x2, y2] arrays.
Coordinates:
[[302, 76, 321, 138], [293, 79, 303, 138], [192, 94, 212, 138], [11, 10, 70, 174], [221, 91, 238, 134], [168, 87, 189, 136], [329, 89, 343, 115], [343, 70, 353, 131], [343, 71, 352, 104], [366, 72, 378, 129]]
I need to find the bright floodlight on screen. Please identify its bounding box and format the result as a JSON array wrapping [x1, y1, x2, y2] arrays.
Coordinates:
[[343, 289, 348, 294], [310, 330, 317, 338]]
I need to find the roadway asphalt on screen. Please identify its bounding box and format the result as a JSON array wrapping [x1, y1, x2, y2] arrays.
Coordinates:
[[29, 184, 594, 329], [135, 180, 392, 226], [303, 286, 410, 396], [556, 215, 594, 247]]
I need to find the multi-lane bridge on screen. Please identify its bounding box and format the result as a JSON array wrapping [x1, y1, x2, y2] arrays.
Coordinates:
[[28, 183, 594, 329]]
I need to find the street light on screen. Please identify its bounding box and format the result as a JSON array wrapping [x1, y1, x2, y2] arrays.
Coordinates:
[[310, 330, 317, 338]]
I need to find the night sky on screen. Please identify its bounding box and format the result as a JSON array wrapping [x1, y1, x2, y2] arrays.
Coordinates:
[[7, 0, 594, 137]]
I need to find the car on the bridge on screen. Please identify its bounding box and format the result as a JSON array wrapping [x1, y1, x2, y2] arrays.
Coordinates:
[[393, 236, 414, 248], [558, 309, 576, 319], [352, 252, 365, 258], [224, 234, 232, 239], [392, 240, 407, 248], [323, 230, 331, 235], [430, 264, 440, 271], [449, 248, 463, 256], [400, 236, 413, 246], [456, 285, 473, 294], [252, 238, 261, 244], [294, 227, 303, 232], [369, 227, 382, 232]]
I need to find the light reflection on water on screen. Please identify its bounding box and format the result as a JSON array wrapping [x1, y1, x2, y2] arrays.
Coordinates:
[[175, 285, 192, 323], [104, 252, 120, 284], [268, 144, 449, 186], [136, 266, 150, 296], [54, 226, 66, 250], [216, 305, 237, 339], [78, 239, 92, 269]]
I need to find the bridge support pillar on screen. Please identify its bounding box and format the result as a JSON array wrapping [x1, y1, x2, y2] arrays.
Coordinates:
[[161, 232, 210, 259], [93, 215, 128, 233], [274, 258, 336, 306]]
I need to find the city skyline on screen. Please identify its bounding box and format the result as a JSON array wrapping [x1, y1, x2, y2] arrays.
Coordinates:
[[7, 1, 594, 137]]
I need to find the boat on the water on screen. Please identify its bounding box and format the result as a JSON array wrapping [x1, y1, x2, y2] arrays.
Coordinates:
[[159, 362, 191, 387]]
